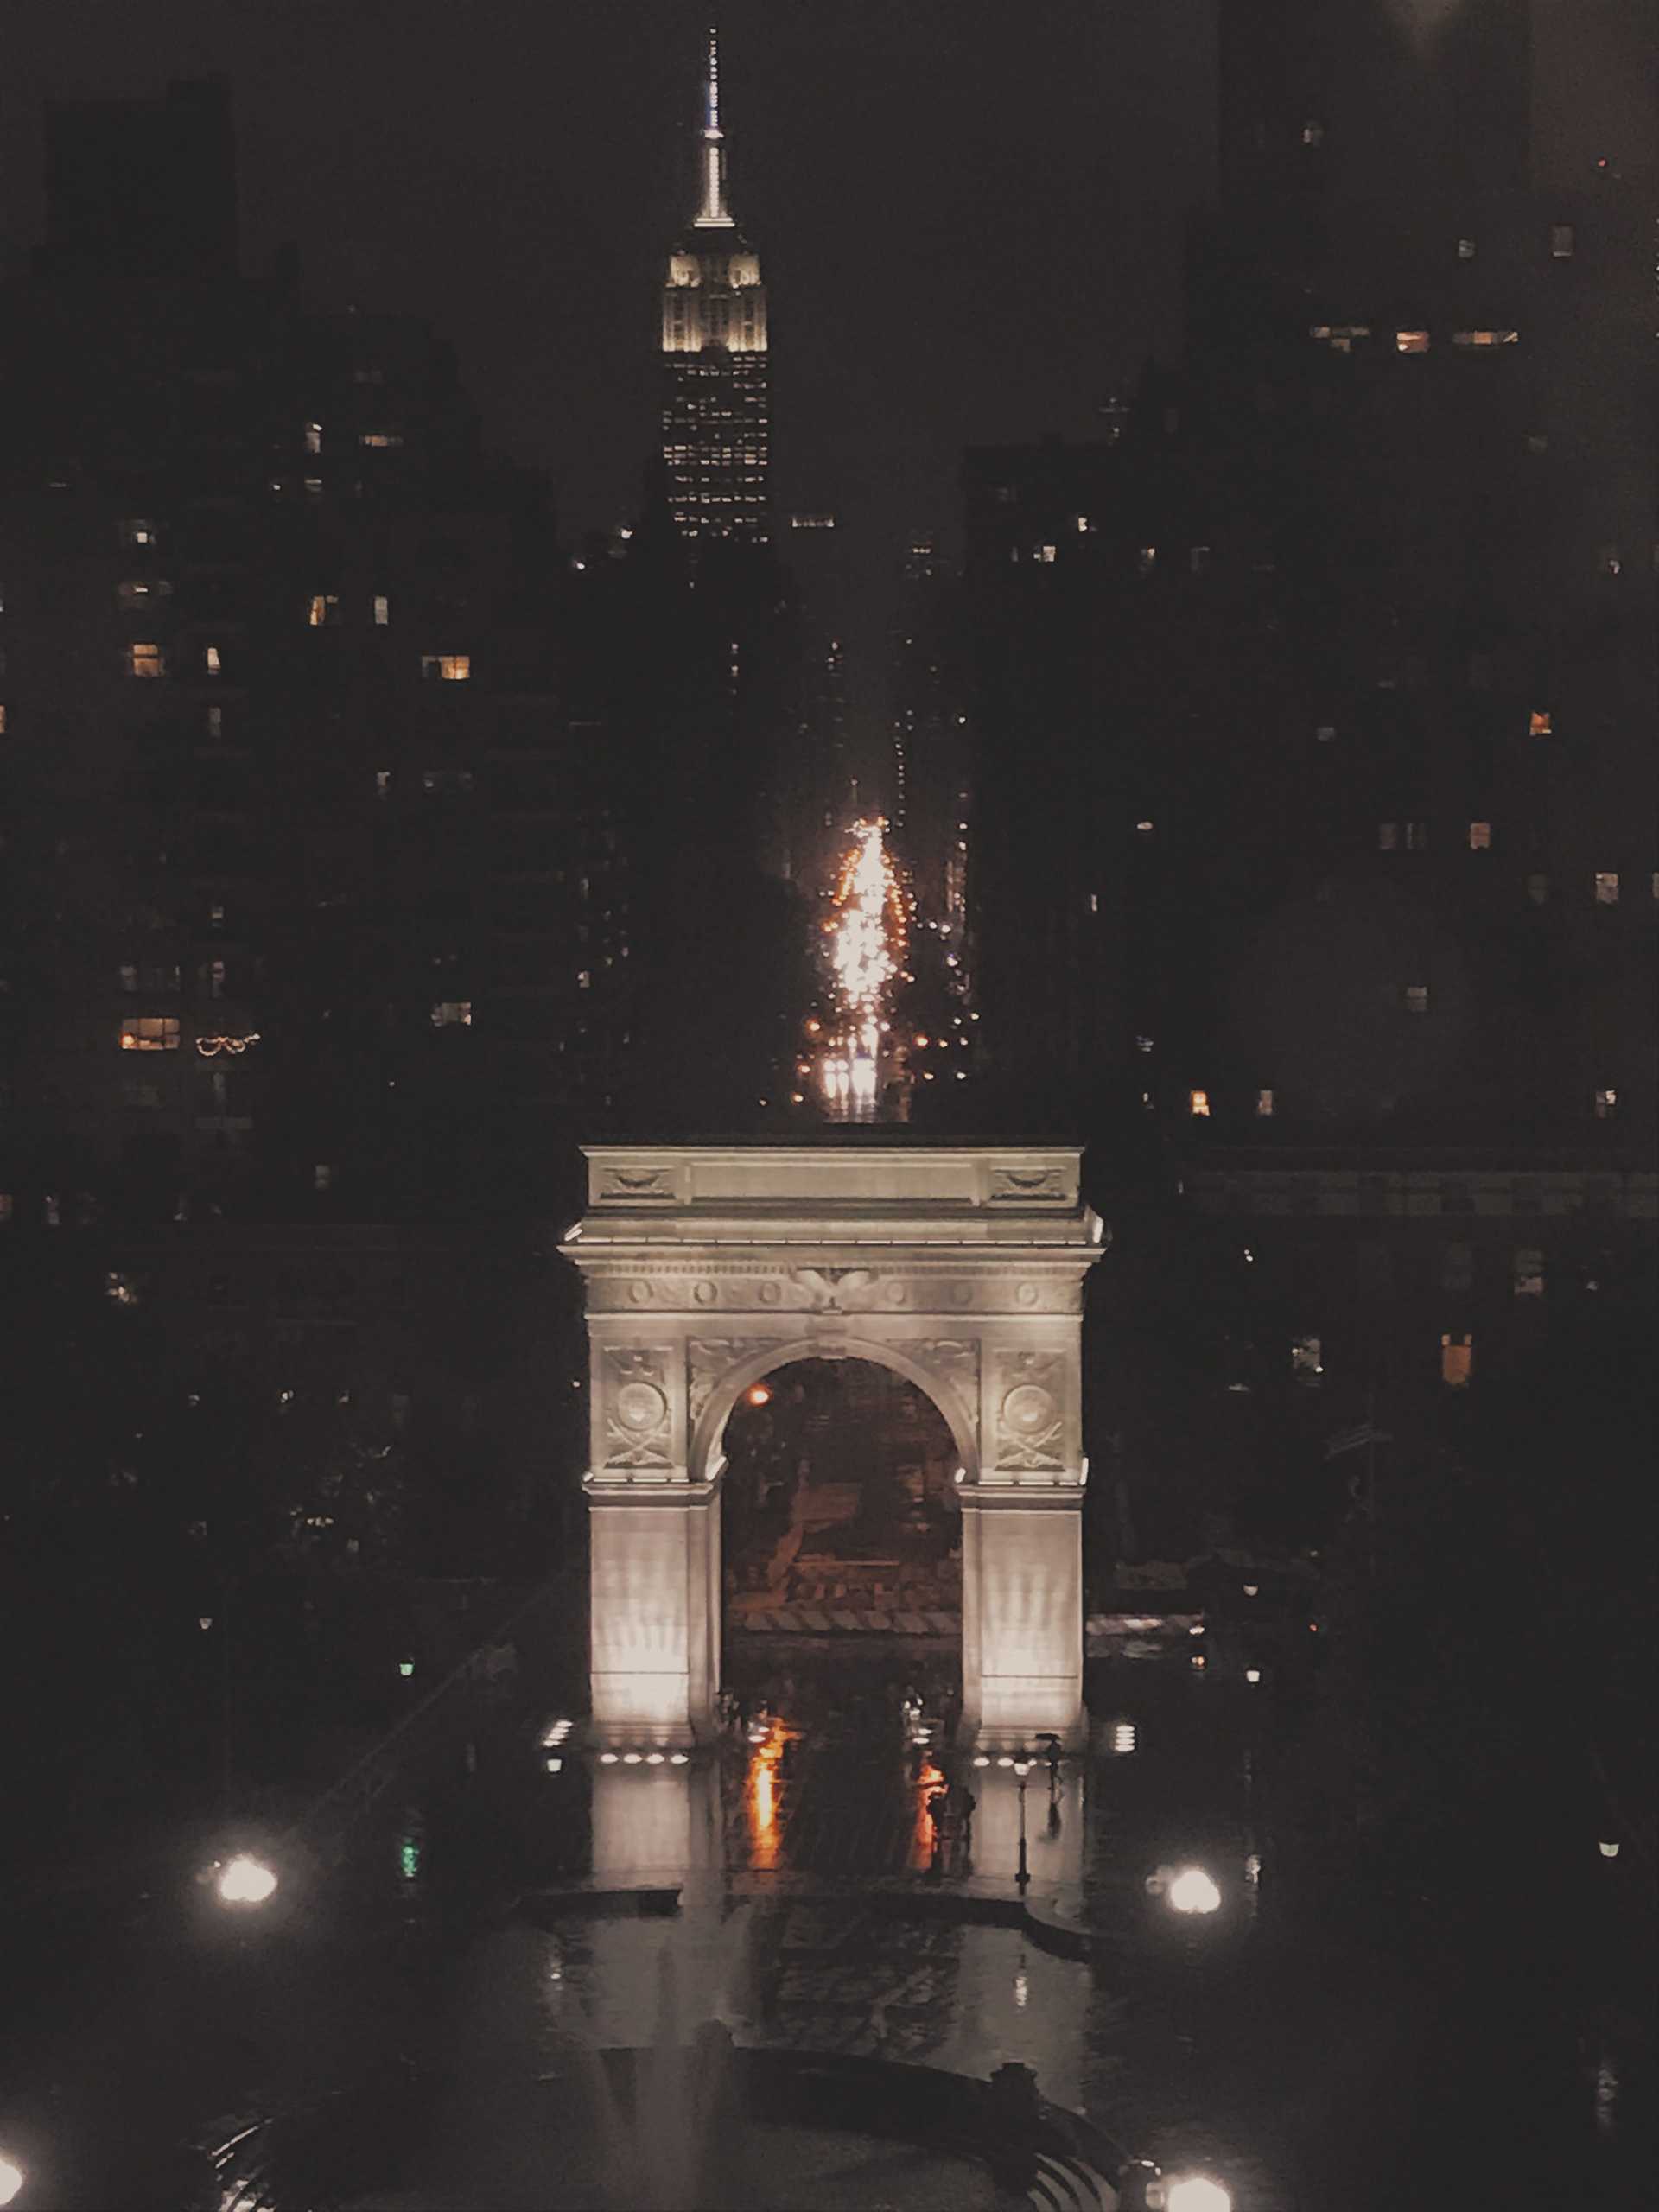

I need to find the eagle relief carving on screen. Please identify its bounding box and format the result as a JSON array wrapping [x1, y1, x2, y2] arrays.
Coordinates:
[[791, 1267, 874, 1312], [602, 1346, 675, 1466]]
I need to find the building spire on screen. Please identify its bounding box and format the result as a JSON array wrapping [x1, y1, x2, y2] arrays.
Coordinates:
[[694, 24, 733, 227]]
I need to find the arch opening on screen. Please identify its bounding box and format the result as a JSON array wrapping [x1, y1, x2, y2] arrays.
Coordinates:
[[719, 1356, 963, 1709]]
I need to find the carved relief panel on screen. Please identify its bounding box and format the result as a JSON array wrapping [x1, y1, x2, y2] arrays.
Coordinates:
[[989, 1349, 1068, 1473], [600, 1344, 678, 1470]]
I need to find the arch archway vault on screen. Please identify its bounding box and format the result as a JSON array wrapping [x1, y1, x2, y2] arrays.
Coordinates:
[[563, 1144, 1107, 1750]]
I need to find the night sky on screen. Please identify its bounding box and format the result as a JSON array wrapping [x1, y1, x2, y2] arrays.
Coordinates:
[[1, 3, 1652, 613]]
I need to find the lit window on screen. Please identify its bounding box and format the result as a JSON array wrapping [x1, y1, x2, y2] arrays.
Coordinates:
[[1530, 710, 1551, 736], [128, 643, 166, 678], [1469, 821, 1491, 849], [120, 1016, 180, 1051], [307, 594, 340, 626], [1255, 1088, 1274, 1117], [313, 1164, 332, 1191], [1316, 724, 1335, 742], [1594, 1087, 1617, 1118], [204, 645, 222, 675], [359, 430, 404, 448], [209, 902, 225, 930], [1292, 1335, 1323, 1383], [1137, 546, 1156, 575], [1135, 820, 1154, 837], [373, 594, 390, 625], [1395, 330, 1431, 354], [304, 478, 323, 500], [1594, 873, 1619, 905], [118, 579, 172, 606], [1441, 1243, 1472, 1294], [1527, 874, 1549, 906], [430, 1001, 473, 1027], [1457, 238, 1476, 260], [1036, 543, 1057, 563], [1550, 225, 1573, 258], [1188, 1089, 1211, 1116], [1405, 985, 1429, 1014], [303, 422, 322, 454], [1301, 119, 1324, 146], [375, 770, 391, 799], [1072, 513, 1092, 533], [0, 705, 5, 734], [206, 705, 224, 740], [420, 655, 471, 681], [119, 519, 157, 547], [1378, 822, 1398, 850], [1514, 1249, 1544, 1298], [1452, 330, 1519, 347], [1404, 822, 1429, 851], [1310, 324, 1370, 353], [104, 1271, 139, 1306], [1441, 1334, 1472, 1387], [1597, 545, 1622, 576]]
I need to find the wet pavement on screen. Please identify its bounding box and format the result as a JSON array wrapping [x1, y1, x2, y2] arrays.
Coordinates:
[[1, 1631, 1651, 2209]]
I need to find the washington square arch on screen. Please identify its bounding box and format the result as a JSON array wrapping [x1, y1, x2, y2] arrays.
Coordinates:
[[562, 1143, 1107, 1751]]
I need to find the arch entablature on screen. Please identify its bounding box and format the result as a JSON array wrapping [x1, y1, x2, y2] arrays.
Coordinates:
[[562, 1144, 1107, 1751]]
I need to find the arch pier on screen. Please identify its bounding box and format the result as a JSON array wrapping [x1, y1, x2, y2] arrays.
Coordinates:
[[562, 1143, 1107, 1751]]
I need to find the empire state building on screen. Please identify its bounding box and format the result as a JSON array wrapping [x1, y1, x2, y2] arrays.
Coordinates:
[[661, 35, 768, 541]]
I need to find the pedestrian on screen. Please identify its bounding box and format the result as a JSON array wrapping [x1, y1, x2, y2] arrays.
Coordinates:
[[927, 1786, 950, 1876], [953, 1780, 976, 1855]]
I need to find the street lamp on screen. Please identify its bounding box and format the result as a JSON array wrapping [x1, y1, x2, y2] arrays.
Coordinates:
[[1013, 1752, 1032, 1891], [0, 2149, 25, 2208], [1157, 2179, 1231, 2212], [214, 1853, 278, 1905], [1166, 1866, 1222, 1916]]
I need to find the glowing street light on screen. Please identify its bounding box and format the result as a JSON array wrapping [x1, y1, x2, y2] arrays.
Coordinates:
[[0, 2150, 25, 2208], [1013, 1752, 1032, 1891], [1160, 2178, 1232, 2212], [215, 1853, 277, 1905], [1166, 1866, 1222, 1916]]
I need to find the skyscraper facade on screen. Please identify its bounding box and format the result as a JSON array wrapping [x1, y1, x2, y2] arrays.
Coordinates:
[[660, 35, 769, 542]]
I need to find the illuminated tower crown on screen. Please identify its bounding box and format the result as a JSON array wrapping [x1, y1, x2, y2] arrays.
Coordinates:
[[661, 29, 769, 542]]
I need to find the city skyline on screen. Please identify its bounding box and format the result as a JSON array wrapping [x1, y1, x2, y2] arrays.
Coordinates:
[[1, 3, 1648, 572], [0, 10, 1651, 2206]]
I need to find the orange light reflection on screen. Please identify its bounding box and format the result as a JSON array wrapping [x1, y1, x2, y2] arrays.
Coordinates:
[[912, 1758, 946, 1870], [745, 1723, 787, 1871]]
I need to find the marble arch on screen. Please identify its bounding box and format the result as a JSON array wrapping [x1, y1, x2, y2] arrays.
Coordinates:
[[562, 1142, 1107, 1751]]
